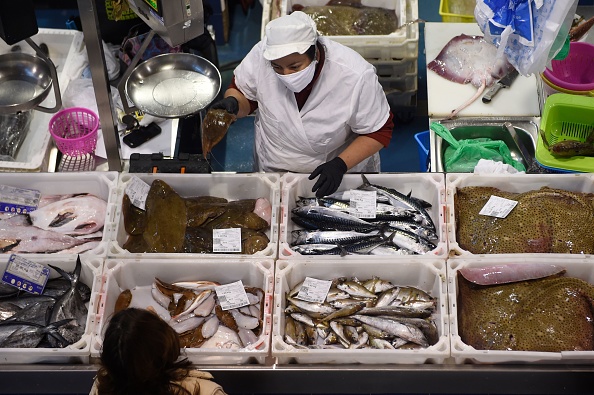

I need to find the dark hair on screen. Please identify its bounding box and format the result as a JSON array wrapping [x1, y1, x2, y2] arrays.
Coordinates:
[[305, 43, 317, 61], [96, 308, 193, 395]]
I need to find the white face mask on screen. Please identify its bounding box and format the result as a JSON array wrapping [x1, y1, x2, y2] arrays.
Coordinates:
[[276, 60, 317, 92]]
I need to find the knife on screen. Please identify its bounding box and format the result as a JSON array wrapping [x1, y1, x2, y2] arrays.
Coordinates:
[[482, 68, 520, 103]]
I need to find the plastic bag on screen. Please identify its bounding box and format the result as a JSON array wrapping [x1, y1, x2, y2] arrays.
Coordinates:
[[475, 0, 579, 76], [430, 122, 526, 173]]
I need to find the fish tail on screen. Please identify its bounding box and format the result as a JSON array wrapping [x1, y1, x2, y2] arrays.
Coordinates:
[[360, 174, 371, 187]]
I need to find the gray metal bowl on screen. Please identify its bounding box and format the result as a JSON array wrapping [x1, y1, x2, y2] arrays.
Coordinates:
[[0, 52, 53, 114], [125, 53, 221, 118]]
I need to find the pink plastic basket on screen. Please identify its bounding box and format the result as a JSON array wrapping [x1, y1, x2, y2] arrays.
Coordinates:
[[543, 42, 594, 91], [49, 107, 99, 156]]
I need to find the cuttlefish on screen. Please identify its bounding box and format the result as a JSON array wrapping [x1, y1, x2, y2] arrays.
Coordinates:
[[428, 34, 515, 118]]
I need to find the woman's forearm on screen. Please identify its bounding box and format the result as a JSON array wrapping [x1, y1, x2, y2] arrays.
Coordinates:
[[338, 135, 384, 170]]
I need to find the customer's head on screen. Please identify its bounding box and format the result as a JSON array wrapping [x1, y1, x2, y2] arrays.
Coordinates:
[[97, 308, 192, 395]]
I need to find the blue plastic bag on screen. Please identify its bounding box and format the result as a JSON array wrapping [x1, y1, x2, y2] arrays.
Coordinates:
[[475, 0, 578, 76]]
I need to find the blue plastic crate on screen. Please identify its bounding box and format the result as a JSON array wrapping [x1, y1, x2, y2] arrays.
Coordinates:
[[414, 131, 430, 172]]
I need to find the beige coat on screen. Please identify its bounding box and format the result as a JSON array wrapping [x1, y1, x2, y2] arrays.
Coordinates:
[[89, 370, 227, 395]]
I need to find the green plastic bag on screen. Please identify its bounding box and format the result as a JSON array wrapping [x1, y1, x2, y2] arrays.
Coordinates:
[[430, 122, 526, 173]]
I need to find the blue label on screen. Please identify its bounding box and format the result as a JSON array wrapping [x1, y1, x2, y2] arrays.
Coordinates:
[[1, 255, 50, 295]]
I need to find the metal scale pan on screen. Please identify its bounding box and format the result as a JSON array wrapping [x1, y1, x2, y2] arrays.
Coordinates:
[[124, 52, 221, 118]]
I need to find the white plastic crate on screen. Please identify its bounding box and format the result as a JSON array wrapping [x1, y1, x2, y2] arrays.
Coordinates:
[[0, 255, 103, 364], [0, 28, 82, 172], [378, 73, 417, 92], [0, 172, 119, 259], [272, 259, 449, 364], [91, 258, 274, 365], [370, 57, 417, 78], [446, 173, 594, 258], [265, 0, 419, 60], [110, 173, 281, 259], [449, 257, 594, 364], [279, 173, 447, 259]]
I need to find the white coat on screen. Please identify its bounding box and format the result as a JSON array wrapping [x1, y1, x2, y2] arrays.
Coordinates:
[[234, 37, 390, 173]]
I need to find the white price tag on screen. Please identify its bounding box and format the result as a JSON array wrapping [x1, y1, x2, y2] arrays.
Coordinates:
[[296, 277, 332, 303], [125, 176, 151, 210], [215, 280, 250, 310], [2, 254, 50, 294], [212, 228, 242, 253], [479, 195, 518, 218], [349, 189, 377, 218]]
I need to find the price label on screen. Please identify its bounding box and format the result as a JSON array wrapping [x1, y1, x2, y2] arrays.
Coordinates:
[[296, 277, 332, 303], [125, 176, 150, 210], [2, 254, 50, 294], [212, 228, 242, 253], [0, 185, 41, 214], [479, 195, 518, 218], [349, 190, 377, 218], [215, 280, 250, 310]]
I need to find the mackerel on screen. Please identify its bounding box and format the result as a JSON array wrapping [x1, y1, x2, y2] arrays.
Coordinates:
[[292, 206, 381, 232], [358, 174, 435, 231], [291, 230, 379, 246]]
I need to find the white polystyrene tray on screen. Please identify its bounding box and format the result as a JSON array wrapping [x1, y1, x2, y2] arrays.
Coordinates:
[[448, 257, 594, 364], [0, 172, 119, 259], [279, 173, 447, 259], [0, 255, 103, 364], [445, 173, 594, 258], [272, 259, 449, 364], [91, 258, 274, 365], [0, 28, 82, 172], [109, 173, 281, 259]]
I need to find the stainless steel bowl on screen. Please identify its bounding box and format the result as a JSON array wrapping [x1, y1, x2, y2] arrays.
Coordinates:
[[431, 117, 539, 172], [0, 52, 53, 114], [125, 53, 221, 118]]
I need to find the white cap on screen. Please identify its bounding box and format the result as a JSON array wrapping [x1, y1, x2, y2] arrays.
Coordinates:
[[263, 11, 318, 61]]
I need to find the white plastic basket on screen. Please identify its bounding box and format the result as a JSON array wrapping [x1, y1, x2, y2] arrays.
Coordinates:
[[446, 173, 594, 258], [267, 0, 419, 60], [91, 258, 274, 365], [272, 259, 450, 364], [0, 172, 118, 259], [278, 173, 447, 259], [109, 173, 281, 259], [0, 255, 103, 364], [449, 256, 594, 364], [0, 29, 82, 172]]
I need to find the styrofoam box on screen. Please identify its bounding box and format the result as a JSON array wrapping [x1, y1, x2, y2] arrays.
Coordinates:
[[446, 173, 594, 258], [272, 259, 450, 364], [448, 257, 594, 364], [110, 173, 281, 259], [0, 255, 103, 364], [0, 29, 82, 172], [274, 0, 419, 60], [0, 172, 119, 259], [91, 258, 274, 365], [279, 173, 447, 259]]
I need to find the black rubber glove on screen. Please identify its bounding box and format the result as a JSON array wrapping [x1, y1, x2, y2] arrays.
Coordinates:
[[309, 157, 348, 198], [210, 96, 239, 115]]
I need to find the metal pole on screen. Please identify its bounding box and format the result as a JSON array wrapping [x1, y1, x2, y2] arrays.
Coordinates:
[[76, 0, 122, 171]]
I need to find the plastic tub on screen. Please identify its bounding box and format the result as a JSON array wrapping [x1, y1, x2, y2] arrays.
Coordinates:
[[414, 130, 430, 172], [272, 259, 450, 364], [278, 173, 448, 259], [92, 258, 274, 365], [543, 42, 594, 92], [449, 257, 594, 364], [110, 173, 281, 259], [439, 0, 475, 23]]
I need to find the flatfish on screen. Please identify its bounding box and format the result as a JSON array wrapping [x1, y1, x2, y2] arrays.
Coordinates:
[[201, 109, 235, 158]]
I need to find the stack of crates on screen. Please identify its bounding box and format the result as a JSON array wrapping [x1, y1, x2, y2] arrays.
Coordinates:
[[261, 0, 419, 122]]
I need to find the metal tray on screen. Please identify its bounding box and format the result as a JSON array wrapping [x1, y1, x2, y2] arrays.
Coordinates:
[[0, 52, 52, 114], [125, 53, 221, 118], [431, 117, 539, 172]]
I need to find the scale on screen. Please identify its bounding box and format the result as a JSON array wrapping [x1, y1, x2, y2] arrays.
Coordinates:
[[119, 0, 222, 173]]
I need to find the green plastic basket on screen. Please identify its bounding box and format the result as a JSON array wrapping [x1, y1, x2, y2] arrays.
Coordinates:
[[535, 93, 594, 173]]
